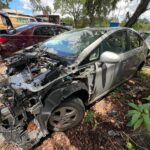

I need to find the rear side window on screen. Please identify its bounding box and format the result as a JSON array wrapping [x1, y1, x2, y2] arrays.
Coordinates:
[[128, 31, 141, 49], [101, 30, 126, 54], [56, 27, 69, 34], [16, 18, 28, 23], [33, 26, 56, 36]]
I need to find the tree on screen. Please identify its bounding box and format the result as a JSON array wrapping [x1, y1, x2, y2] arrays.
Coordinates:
[[30, 0, 51, 15], [54, 0, 85, 27], [125, 0, 150, 27], [42, 6, 51, 15], [0, 0, 12, 9], [84, 0, 119, 26], [62, 16, 74, 26]]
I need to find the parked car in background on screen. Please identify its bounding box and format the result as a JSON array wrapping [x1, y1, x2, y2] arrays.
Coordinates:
[[0, 27, 148, 149], [0, 22, 69, 58], [35, 14, 60, 24], [0, 10, 37, 30], [0, 12, 13, 34]]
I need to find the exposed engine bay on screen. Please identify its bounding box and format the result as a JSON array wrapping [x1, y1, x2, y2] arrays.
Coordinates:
[[0, 47, 77, 149]]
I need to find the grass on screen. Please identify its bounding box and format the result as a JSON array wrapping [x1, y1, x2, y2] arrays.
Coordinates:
[[141, 67, 150, 76]]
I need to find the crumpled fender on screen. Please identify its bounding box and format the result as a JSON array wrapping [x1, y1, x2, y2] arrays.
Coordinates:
[[37, 81, 88, 133]]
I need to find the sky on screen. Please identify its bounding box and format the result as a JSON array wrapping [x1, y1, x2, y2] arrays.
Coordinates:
[[9, 0, 150, 22]]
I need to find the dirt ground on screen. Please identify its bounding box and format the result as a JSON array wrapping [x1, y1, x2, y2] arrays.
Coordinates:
[[0, 67, 150, 150]]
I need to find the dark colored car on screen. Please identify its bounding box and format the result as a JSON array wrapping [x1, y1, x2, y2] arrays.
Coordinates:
[[0, 27, 148, 149], [0, 22, 69, 58]]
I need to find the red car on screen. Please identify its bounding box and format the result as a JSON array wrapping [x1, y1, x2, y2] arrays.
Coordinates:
[[0, 22, 69, 58]]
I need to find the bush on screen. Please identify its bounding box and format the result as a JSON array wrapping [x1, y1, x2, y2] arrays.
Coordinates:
[[127, 96, 150, 134]]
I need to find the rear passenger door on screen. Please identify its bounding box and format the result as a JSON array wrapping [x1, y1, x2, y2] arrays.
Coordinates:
[[100, 30, 127, 86], [120, 30, 144, 80]]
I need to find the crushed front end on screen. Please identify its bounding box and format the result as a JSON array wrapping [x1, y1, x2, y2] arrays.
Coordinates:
[[0, 86, 44, 149], [0, 47, 69, 149]]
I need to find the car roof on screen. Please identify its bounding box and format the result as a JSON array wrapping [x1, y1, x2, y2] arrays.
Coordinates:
[[27, 22, 62, 27], [83, 27, 133, 31], [66, 27, 135, 34], [14, 22, 69, 33]]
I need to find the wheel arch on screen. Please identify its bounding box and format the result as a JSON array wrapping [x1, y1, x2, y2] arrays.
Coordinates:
[[42, 81, 89, 112], [37, 81, 89, 133]]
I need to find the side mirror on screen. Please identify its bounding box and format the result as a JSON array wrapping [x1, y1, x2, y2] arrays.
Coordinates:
[[100, 51, 121, 63]]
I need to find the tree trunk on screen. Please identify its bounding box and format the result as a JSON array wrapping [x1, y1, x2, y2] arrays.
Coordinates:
[[125, 0, 150, 27], [89, 16, 95, 27], [74, 18, 77, 27]]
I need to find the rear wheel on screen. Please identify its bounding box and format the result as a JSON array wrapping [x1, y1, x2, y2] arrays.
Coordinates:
[[48, 97, 85, 131]]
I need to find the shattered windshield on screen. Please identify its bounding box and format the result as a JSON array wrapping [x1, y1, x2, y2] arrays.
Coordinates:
[[40, 29, 106, 58]]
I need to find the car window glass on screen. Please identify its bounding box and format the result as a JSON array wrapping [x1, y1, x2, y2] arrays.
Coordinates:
[[101, 31, 126, 53], [57, 27, 68, 34], [34, 26, 55, 36], [89, 47, 100, 61], [80, 46, 101, 66], [40, 29, 106, 57], [129, 31, 140, 49], [9, 24, 35, 33]]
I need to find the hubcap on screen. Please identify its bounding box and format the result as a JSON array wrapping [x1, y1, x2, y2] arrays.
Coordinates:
[[49, 106, 78, 129]]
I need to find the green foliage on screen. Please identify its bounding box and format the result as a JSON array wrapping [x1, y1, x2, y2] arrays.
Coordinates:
[[30, 0, 51, 15], [139, 72, 150, 81], [143, 96, 150, 102], [127, 97, 150, 134], [84, 0, 119, 26], [84, 111, 96, 123], [54, 0, 86, 27], [0, 0, 12, 9], [54, 0, 117, 27], [61, 17, 74, 26], [132, 19, 150, 30], [126, 142, 134, 150]]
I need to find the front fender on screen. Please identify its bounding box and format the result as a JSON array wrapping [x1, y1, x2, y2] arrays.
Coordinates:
[[37, 81, 88, 133]]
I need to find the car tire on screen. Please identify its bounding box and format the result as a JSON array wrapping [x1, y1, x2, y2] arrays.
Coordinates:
[[48, 97, 85, 131]]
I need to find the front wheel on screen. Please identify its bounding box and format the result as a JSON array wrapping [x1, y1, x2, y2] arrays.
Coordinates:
[[48, 97, 85, 131]]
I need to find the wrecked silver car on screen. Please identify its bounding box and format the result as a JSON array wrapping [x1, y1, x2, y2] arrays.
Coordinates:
[[0, 28, 148, 149]]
